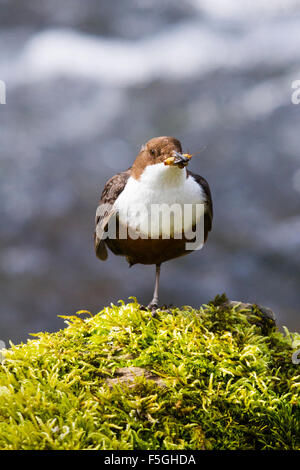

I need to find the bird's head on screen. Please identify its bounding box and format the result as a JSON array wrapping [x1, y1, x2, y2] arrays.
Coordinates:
[[131, 136, 192, 179]]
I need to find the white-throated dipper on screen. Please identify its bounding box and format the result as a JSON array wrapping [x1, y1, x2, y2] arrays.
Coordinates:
[[94, 136, 213, 311]]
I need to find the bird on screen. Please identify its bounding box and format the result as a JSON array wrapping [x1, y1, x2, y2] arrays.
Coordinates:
[[94, 136, 213, 312]]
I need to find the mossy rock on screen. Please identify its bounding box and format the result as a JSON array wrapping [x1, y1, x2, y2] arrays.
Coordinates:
[[0, 295, 299, 450]]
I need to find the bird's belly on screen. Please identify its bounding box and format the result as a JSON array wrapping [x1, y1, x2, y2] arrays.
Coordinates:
[[114, 176, 205, 239], [106, 236, 191, 265]]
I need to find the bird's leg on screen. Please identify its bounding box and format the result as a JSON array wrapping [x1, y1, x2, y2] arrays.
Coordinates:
[[147, 264, 161, 311]]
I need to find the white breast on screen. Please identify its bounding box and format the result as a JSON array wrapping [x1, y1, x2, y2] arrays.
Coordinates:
[[114, 163, 206, 238]]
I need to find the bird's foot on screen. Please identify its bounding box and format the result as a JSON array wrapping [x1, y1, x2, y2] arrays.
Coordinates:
[[140, 303, 173, 318], [147, 301, 159, 317], [139, 303, 158, 316]]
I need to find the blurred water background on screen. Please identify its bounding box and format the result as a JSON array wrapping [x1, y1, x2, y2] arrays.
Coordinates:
[[0, 0, 300, 343]]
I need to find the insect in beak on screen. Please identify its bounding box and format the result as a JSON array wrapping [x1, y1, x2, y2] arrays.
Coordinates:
[[164, 151, 192, 168]]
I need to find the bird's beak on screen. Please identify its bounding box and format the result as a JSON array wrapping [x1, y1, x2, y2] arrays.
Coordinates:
[[164, 151, 192, 168]]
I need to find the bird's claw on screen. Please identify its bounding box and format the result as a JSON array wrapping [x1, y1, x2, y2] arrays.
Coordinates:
[[147, 302, 159, 317]]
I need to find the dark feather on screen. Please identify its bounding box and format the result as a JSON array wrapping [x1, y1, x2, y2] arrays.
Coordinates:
[[187, 170, 213, 240], [94, 168, 131, 260]]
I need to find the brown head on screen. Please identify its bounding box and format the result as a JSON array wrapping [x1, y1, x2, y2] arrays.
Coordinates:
[[131, 136, 192, 179]]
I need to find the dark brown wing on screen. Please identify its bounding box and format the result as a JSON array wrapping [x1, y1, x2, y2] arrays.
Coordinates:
[[187, 170, 213, 240], [94, 168, 131, 260]]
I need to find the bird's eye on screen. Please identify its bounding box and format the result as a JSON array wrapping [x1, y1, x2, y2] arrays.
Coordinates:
[[150, 149, 156, 156]]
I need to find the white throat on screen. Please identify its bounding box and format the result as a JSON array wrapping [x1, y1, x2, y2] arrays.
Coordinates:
[[138, 162, 187, 188]]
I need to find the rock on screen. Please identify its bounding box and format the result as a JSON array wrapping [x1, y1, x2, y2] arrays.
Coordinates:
[[222, 299, 276, 335], [106, 366, 166, 389], [224, 300, 276, 322]]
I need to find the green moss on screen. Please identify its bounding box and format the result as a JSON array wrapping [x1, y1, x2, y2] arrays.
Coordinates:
[[0, 296, 299, 450]]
